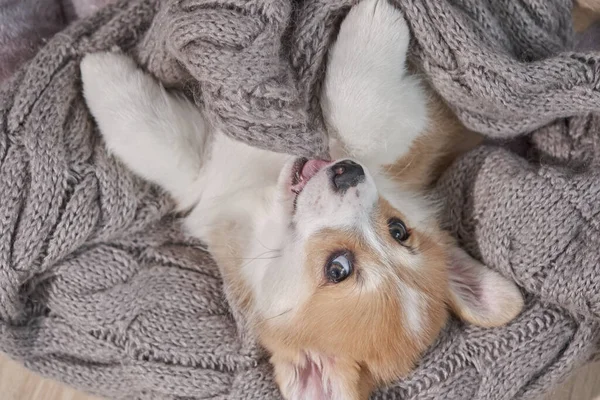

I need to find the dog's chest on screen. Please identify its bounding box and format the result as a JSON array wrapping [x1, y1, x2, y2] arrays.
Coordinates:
[[198, 132, 289, 201]]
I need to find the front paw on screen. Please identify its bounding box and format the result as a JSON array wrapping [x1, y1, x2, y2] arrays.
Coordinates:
[[80, 51, 151, 157], [323, 0, 424, 166], [80, 51, 140, 100], [341, 0, 410, 59]]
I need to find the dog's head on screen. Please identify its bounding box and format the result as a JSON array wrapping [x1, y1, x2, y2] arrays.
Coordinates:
[[250, 157, 523, 400]]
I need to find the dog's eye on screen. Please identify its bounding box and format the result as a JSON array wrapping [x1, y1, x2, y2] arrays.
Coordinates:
[[326, 253, 353, 283], [388, 218, 410, 242]]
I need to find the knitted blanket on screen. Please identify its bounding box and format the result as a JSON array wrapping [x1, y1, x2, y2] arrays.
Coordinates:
[[0, 0, 116, 82], [1, 0, 600, 399]]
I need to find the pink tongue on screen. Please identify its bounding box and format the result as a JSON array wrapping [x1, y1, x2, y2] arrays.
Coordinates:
[[301, 160, 330, 181]]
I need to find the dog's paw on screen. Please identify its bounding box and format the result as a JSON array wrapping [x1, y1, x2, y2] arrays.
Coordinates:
[[340, 0, 410, 60], [80, 51, 148, 128], [80, 51, 140, 97], [323, 0, 425, 167], [80, 51, 156, 161], [80, 51, 206, 199]]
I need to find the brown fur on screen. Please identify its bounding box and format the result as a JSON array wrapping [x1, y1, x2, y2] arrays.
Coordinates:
[[386, 89, 482, 191], [206, 220, 255, 320], [258, 197, 450, 397], [207, 73, 515, 400]]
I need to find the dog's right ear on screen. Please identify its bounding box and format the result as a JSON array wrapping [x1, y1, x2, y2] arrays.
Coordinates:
[[271, 352, 372, 400], [446, 247, 524, 328]]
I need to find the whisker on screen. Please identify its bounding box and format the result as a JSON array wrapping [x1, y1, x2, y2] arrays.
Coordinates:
[[238, 251, 282, 269], [265, 308, 292, 321]]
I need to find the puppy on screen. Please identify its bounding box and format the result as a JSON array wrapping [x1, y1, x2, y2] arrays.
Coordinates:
[[80, 0, 523, 398]]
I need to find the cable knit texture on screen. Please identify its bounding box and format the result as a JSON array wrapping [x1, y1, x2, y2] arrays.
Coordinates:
[[1, 0, 600, 399], [0, 0, 118, 83]]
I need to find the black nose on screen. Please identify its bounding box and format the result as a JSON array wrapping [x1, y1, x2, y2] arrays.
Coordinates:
[[330, 160, 365, 191]]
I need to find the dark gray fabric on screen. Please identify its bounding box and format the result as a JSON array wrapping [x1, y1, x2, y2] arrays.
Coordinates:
[[1, 0, 600, 399]]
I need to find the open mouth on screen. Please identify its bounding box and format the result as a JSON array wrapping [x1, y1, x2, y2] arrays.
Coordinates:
[[290, 158, 331, 201]]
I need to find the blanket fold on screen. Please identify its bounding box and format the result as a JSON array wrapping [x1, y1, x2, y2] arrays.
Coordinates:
[[437, 144, 600, 320], [1, 0, 600, 399], [401, 0, 600, 138], [136, 0, 331, 158]]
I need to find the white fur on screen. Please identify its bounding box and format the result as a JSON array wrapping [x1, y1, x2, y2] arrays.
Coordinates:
[[81, 0, 430, 328], [81, 0, 429, 358], [80, 52, 209, 210], [321, 0, 427, 168], [399, 281, 425, 337], [278, 352, 350, 400], [80, 0, 522, 398], [448, 246, 524, 327]]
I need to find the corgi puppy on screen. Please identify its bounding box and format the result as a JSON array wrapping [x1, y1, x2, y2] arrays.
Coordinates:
[[80, 0, 524, 398]]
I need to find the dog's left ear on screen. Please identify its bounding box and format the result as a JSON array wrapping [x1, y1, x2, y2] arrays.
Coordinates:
[[447, 247, 524, 328], [271, 352, 372, 400]]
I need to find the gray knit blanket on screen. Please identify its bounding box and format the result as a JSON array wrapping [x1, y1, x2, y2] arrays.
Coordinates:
[[0, 0, 117, 82], [1, 0, 600, 399]]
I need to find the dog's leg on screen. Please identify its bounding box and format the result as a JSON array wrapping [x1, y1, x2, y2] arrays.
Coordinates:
[[322, 0, 427, 168], [80, 52, 208, 208]]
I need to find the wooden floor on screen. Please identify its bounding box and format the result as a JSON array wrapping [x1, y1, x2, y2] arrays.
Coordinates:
[[1, 351, 599, 400], [0, 354, 101, 400], [545, 362, 600, 400]]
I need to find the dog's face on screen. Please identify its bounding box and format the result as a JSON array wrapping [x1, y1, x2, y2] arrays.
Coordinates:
[[252, 157, 523, 400]]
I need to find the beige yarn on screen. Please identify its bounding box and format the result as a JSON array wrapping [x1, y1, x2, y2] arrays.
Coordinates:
[[1, 0, 599, 399]]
